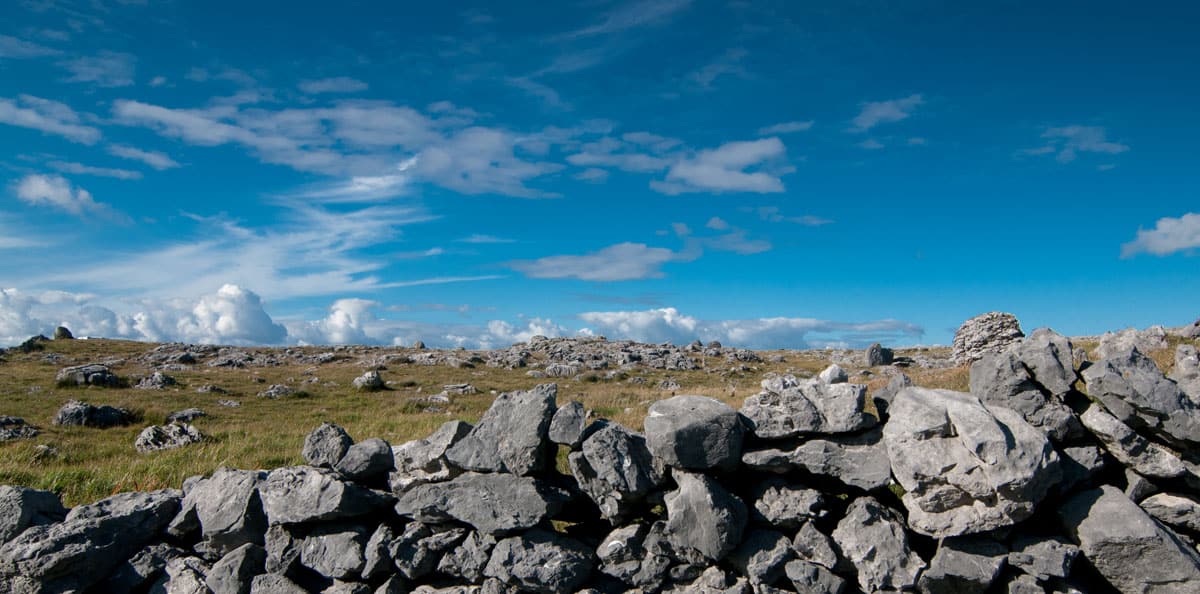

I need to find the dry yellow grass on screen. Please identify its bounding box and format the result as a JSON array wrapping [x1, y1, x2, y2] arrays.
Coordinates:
[[1, 338, 966, 505]]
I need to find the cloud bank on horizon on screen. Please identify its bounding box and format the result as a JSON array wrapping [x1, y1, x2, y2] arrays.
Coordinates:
[[1, 0, 1198, 349]]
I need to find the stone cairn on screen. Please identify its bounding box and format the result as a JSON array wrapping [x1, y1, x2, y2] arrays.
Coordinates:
[[5, 327, 1200, 593]]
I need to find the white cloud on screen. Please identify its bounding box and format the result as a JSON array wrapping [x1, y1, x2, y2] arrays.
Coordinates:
[[652, 137, 791, 194], [1121, 212, 1200, 258], [508, 242, 679, 281], [59, 50, 136, 87], [749, 206, 832, 226], [298, 77, 369, 94], [13, 174, 129, 221], [858, 138, 885, 150], [107, 144, 181, 170], [757, 121, 813, 135], [0, 95, 101, 144], [559, 0, 693, 39], [578, 307, 923, 349], [289, 298, 378, 345], [1028, 125, 1130, 163], [851, 94, 923, 132], [696, 230, 771, 255], [706, 217, 730, 231], [566, 136, 673, 172], [48, 160, 142, 180], [0, 34, 61, 58], [457, 234, 515, 244]]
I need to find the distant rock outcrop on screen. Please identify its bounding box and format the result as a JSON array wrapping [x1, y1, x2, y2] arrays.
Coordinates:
[[951, 311, 1025, 364]]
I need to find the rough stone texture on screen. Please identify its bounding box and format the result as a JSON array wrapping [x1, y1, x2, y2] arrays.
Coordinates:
[[395, 472, 564, 535], [352, 370, 385, 391], [336, 438, 394, 482], [206, 543, 265, 594], [789, 427, 892, 491], [1007, 536, 1078, 581], [259, 466, 392, 525], [726, 529, 794, 585], [445, 384, 557, 476], [1098, 326, 1169, 361], [166, 408, 206, 424], [1079, 405, 1186, 479], [568, 422, 660, 521], [0, 489, 181, 593], [1169, 344, 1200, 405], [644, 395, 744, 471], [249, 574, 308, 594], [784, 559, 846, 594], [595, 522, 671, 589], [883, 387, 1062, 537], [548, 400, 587, 447], [0, 416, 38, 441], [1082, 346, 1200, 446], [831, 497, 926, 593], [52, 399, 134, 427], [300, 523, 368, 580], [1126, 468, 1159, 502], [864, 342, 893, 366], [663, 470, 747, 564], [303, 422, 354, 468], [952, 311, 1025, 364], [969, 349, 1078, 441], [818, 364, 848, 384], [256, 384, 296, 399], [1060, 485, 1200, 594], [660, 565, 749, 594], [792, 521, 838, 569], [1015, 328, 1078, 397], [1140, 493, 1200, 533], [483, 529, 594, 594], [917, 536, 1007, 594], [136, 371, 177, 390], [389, 420, 472, 494], [740, 376, 875, 439], [748, 479, 824, 528], [99, 543, 185, 593], [135, 423, 204, 453], [439, 531, 496, 583], [149, 555, 209, 594], [0, 486, 67, 545], [55, 363, 121, 387], [168, 468, 267, 556]]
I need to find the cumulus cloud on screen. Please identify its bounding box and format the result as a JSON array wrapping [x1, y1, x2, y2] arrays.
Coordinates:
[[298, 77, 369, 94], [0, 95, 101, 144], [509, 242, 680, 281], [757, 120, 814, 135], [13, 174, 129, 221], [1121, 212, 1200, 258], [578, 307, 923, 349], [850, 94, 923, 132], [107, 144, 181, 170], [1026, 125, 1129, 163], [288, 298, 379, 345], [651, 137, 791, 194], [59, 50, 136, 87]]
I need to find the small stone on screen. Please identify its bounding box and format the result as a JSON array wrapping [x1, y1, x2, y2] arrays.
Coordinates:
[[134, 423, 204, 453], [726, 529, 794, 584], [917, 536, 1007, 594], [336, 438, 395, 482], [303, 422, 354, 468], [818, 364, 848, 384], [549, 401, 587, 447], [166, 408, 206, 424]]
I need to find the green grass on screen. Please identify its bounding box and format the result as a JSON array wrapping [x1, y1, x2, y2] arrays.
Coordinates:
[[1, 338, 962, 506]]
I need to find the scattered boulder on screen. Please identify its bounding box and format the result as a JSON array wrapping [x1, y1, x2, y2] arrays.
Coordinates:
[[136, 371, 177, 390], [951, 311, 1024, 364], [257, 384, 298, 399], [52, 399, 135, 427], [818, 364, 848, 384], [352, 371, 385, 391], [135, 423, 204, 453], [166, 408, 206, 424], [645, 395, 744, 471], [55, 363, 122, 387], [0, 416, 38, 441], [864, 342, 893, 366]]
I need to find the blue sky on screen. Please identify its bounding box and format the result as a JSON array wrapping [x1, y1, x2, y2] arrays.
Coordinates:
[[1, 0, 1198, 349]]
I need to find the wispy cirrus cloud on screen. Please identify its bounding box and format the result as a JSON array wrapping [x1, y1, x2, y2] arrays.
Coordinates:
[[509, 242, 680, 281], [0, 95, 101, 144], [757, 120, 813, 136], [47, 160, 142, 180], [298, 77, 369, 94], [850, 94, 923, 132], [59, 50, 136, 87], [107, 144, 181, 170], [1024, 125, 1129, 163], [0, 34, 62, 58]]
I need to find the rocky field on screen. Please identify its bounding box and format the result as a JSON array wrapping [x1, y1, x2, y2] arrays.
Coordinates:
[[1, 313, 1199, 593]]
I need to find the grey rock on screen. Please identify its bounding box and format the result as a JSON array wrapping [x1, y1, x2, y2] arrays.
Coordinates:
[[818, 364, 848, 384], [1126, 468, 1159, 502], [168, 468, 267, 556], [660, 566, 750, 594], [1079, 405, 1186, 479], [257, 384, 296, 399], [0, 416, 38, 441], [1007, 536, 1078, 581], [748, 479, 824, 528], [395, 472, 564, 535], [1006, 574, 1045, 594], [0, 486, 66, 545], [549, 401, 587, 447], [322, 582, 372, 594], [263, 524, 301, 575], [0, 489, 181, 594], [148, 555, 209, 594], [1058, 445, 1107, 493], [830, 497, 925, 592], [260, 466, 392, 525], [303, 422, 354, 468], [873, 373, 912, 409], [1141, 493, 1200, 533], [663, 470, 747, 563], [970, 350, 1078, 441], [55, 363, 121, 387], [865, 342, 893, 366], [374, 576, 408, 594], [136, 371, 178, 390], [1098, 326, 1169, 360], [917, 536, 1007, 594], [300, 523, 368, 580], [791, 521, 838, 569], [445, 383, 557, 475], [726, 529, 794, 584], [952, 311, 1025, 364], [739, 445, 793, 474], [595, 523, 670, 588], [52, 399, 134, 427], [789, 426, 892, 491], [99, 543, 186, 593], [569, 422, 661, 521], [883, 387, 1061, 537], [135, 423, 204, 453], [645, 395, 744, 470], [166, 408, 206, 424], [336, 438, 394, 482], [740, 376, 875, 439], [784, 560, 846, 594], [439, 531, 496, 583], [392, 523, 466, 580], [1169, 344, 1200, 405], [52, 326, 72, 340], [1082, 346, 1200, 446], [250, 574, 308, 594], [483, 529, 594, 594], [352, 370, 385, 391], [389, 420, 472, 493], [1059, 485, 1200, 594], [1016, 328, 1078, 397], [206, 543, 265, 594], [361, 523, 393, 579]]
